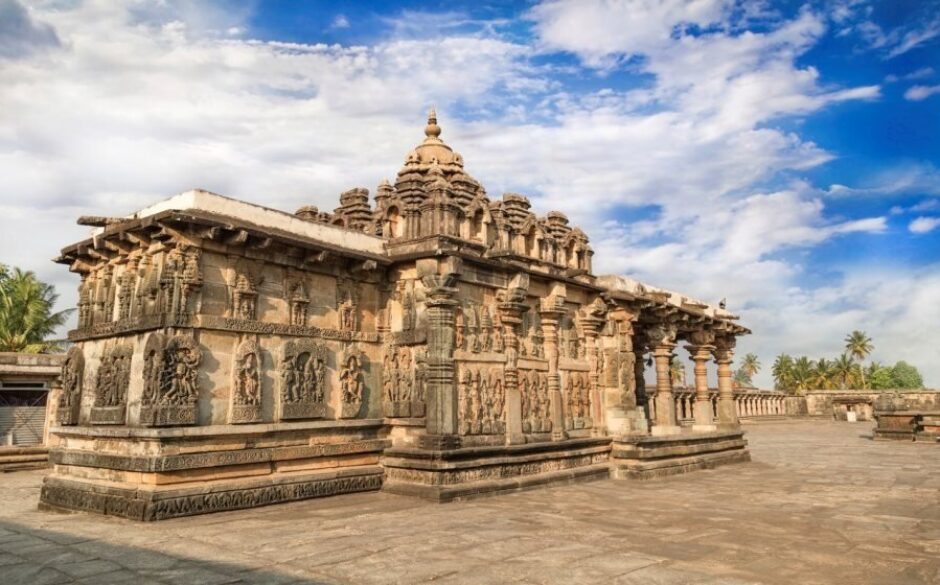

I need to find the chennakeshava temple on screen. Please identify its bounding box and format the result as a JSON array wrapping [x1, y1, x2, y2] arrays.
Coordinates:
[[41, 111, 752, 520]]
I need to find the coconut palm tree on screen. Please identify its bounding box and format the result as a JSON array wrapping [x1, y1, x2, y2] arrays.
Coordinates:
[[844, 330, 873, 388], [790, 356, 815, 395], [811, 358, 835, 390], [832, 353, 858, 389], [0, 268, 72, 352], [738, 353, 761, 386], [772, 354, 794, 391]]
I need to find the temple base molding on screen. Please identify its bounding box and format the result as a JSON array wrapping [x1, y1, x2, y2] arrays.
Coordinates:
[[381, 437, 611, 502], [609, 430, 750, 480], [38, 420, 388, 520]]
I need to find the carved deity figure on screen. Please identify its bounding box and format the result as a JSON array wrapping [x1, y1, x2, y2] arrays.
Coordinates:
[[278, 340, 327, 420], [340, 355, 363, 403], [232, 339, 262, 419], [286, 279, 309, 326], [57, 346, 85, 425]]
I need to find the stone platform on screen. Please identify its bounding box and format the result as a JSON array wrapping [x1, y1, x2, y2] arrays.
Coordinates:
[[0, 447, 50, 472], [609, 429, 750, 479], [381, 437, 611, 502], [39, 419, 389, 520], [872, 410, 940, 442], [3, 421, 939, 585]]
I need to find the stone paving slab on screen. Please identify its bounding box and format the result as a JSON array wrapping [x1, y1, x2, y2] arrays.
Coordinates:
[[1, 421, 938, 584]]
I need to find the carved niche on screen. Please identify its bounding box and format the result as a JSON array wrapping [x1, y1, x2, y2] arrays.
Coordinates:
[[458, 368, 506, 436], [89, 344, 133, 425], [337, 280, 359, 332], [563, 371, 593, 430], [278, 339, 328, 420], [520, 369, 552, 433], [400, 282, 416, 332], [230, 338, 263, 424], [57, 346, 85, 425], [77, 274, 93, 329], [231, 262, 262, 321], [140, 332, 202, 427], [161, 245, 202, 322], [284, 276, 309, 327], [339, 345, 366, 418], [117, 258, 138, 321]]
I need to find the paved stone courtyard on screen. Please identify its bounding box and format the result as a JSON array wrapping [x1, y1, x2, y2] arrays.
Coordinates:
[[1, 420, 938, 585]]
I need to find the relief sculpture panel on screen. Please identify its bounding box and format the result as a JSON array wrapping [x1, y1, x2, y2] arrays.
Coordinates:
[[563, 371, 593, 430], [230, 338, 263, 424], [458, 368, 506, 436], [89, 344, 133, 425], [57, 346, 85, 425], [278, 339, 328, 420], [140, 332, 202, 426], [520, 369, 552, 433]]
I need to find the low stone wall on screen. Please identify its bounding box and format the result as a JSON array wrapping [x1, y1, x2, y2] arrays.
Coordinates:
[[780, 390, 940, 421]]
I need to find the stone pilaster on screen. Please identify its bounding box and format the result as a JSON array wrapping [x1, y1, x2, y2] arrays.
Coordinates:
[[497, 273, 530, 445], [648, 323, 680, 436], [714, 334, 739, 429], [419, 272, 460, 449], [686, 330, 717, 432], [577, 298, 607, 437], [539, 293, 567, 441]]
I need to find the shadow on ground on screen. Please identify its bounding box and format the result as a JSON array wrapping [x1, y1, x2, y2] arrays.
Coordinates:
[[0, 519, 335, 585]]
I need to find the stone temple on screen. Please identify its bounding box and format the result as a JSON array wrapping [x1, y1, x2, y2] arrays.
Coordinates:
[[41, 111, 751, 520]]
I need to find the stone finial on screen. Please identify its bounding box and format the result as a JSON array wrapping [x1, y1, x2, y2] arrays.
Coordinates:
[[425, 107, 441, 139]]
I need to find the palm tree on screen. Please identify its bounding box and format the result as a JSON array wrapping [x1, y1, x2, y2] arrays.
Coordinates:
[[791, 356, 815, 395], [0, 268, 72, 352], [738, 353, 761, 386], [844, 330, 873, 388], [772, 354, 794, 391], [811, 358, 834, 390], [832, 353, 858, 389]]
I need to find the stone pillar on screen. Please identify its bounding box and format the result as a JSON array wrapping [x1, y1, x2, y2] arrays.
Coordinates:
[[419, 271, 460, 449], [578, 298, 607, 437], [686, 331, 717, 432], [497, 274, 530, 445], [648, 323, 680, 436], [540, 293, 567, 441], [634, 331, 649, 424], [714, 334, 739, 428]]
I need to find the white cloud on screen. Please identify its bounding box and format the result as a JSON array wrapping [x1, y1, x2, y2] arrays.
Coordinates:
[[909, 217, 940, 234], [330, 14, 350, 30], [904, 84, 940, 101], [0, 0, 935, 388]]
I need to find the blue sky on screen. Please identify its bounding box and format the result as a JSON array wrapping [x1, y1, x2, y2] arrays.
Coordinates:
[[0, 0, 938, 386]]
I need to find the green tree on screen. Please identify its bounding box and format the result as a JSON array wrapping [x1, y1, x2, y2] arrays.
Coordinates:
[[844, 330, 874, 388], [832, 353, 858, 389], [811, 358, 835, 390], [0, 267, 72, 352], [737, 353, 760, 386], [772, 354, 794, 392], [791, 356, 815, 395], [891, 361, 924, 389]]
